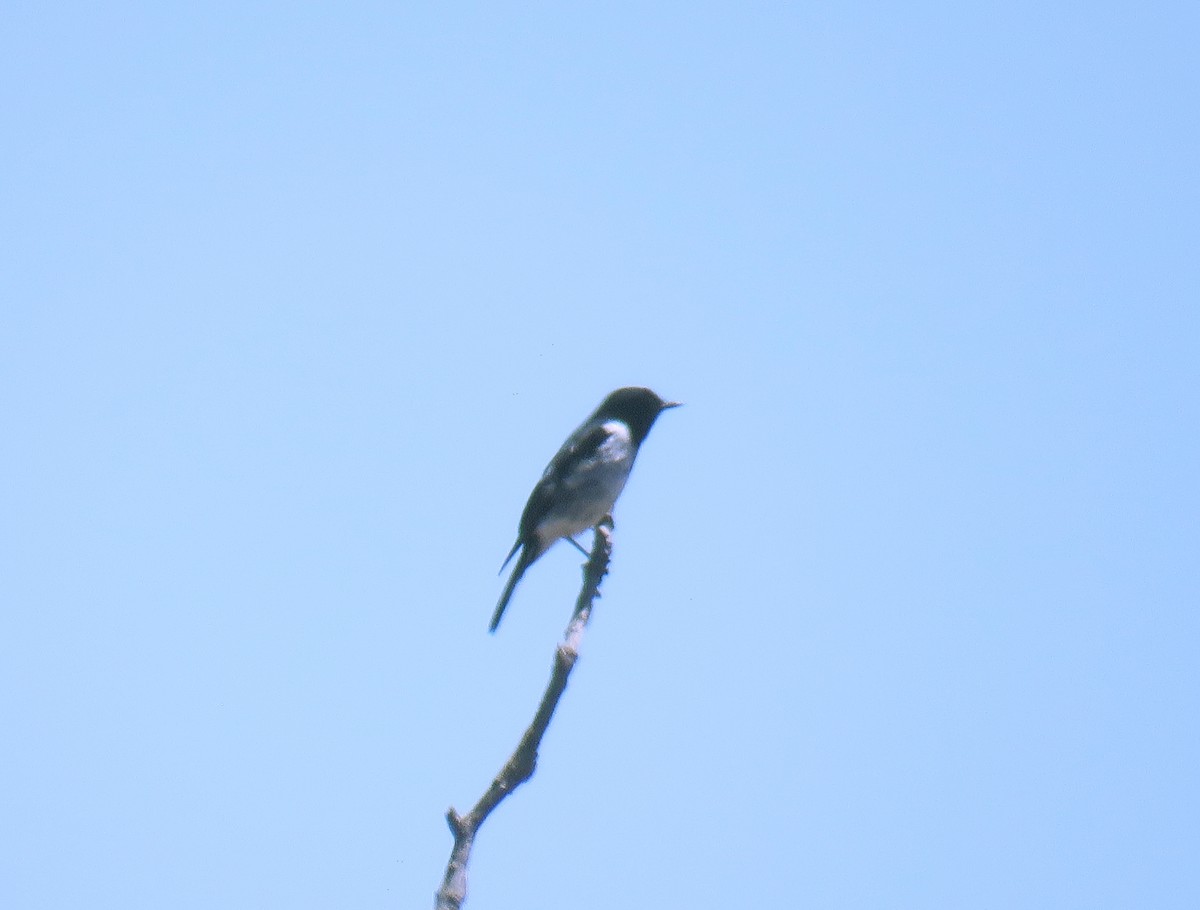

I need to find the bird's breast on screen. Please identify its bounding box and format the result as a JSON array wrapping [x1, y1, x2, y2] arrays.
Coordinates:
[[533, 422, 636, 543]]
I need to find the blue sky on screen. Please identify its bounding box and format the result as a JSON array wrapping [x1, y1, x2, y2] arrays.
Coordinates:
[[2, 3, 1197, 908]]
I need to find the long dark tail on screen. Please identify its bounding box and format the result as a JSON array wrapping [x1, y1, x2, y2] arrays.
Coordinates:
[[490, 544, 535, 633]]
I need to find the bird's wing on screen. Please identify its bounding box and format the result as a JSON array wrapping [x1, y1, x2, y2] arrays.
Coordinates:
[[516, 422, 612, 538]]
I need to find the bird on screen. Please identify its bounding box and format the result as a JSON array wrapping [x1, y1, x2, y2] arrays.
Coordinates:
[[489, 387, 680, 632]]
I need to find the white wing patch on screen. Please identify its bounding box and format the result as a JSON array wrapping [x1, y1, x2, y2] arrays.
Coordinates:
[[596, 420, 633, 461]]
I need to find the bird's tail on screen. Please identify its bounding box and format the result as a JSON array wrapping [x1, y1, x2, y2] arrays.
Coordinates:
[[490, 545, 534, 633], [498, 538, 522, 575]]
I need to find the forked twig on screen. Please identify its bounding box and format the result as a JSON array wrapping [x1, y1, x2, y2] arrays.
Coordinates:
[[434, 520, 613, 910]]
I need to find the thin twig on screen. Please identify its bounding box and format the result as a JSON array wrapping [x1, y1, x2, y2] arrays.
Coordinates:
[[434, 520, 613, 910]]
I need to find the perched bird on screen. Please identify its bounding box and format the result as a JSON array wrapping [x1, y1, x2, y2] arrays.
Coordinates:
[[490, 387, 680, 632]]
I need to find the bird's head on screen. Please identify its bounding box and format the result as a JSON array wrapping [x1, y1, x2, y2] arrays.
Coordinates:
[[593, 387, 681, 445]]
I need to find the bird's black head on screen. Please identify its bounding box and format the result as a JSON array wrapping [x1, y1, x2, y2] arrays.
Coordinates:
[[592, 387, 681, 446]]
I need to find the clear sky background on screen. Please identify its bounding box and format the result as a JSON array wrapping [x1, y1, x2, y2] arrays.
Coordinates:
[[2, 3, 1197, 908]]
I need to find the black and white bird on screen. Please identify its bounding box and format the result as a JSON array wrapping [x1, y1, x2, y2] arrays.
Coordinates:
[[489, 387, 680, 632]]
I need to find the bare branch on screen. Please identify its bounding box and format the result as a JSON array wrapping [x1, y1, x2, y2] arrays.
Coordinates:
[[434, 520, 613, 910]]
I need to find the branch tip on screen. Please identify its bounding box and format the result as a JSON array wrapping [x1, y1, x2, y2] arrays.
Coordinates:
[[435, 522, 614, 907]]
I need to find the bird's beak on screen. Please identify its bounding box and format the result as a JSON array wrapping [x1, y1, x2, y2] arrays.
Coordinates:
[[661, 400, 682, 410]]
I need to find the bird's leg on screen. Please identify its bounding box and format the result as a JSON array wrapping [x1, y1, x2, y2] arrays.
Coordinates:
[[570, 516, 614, 558]]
